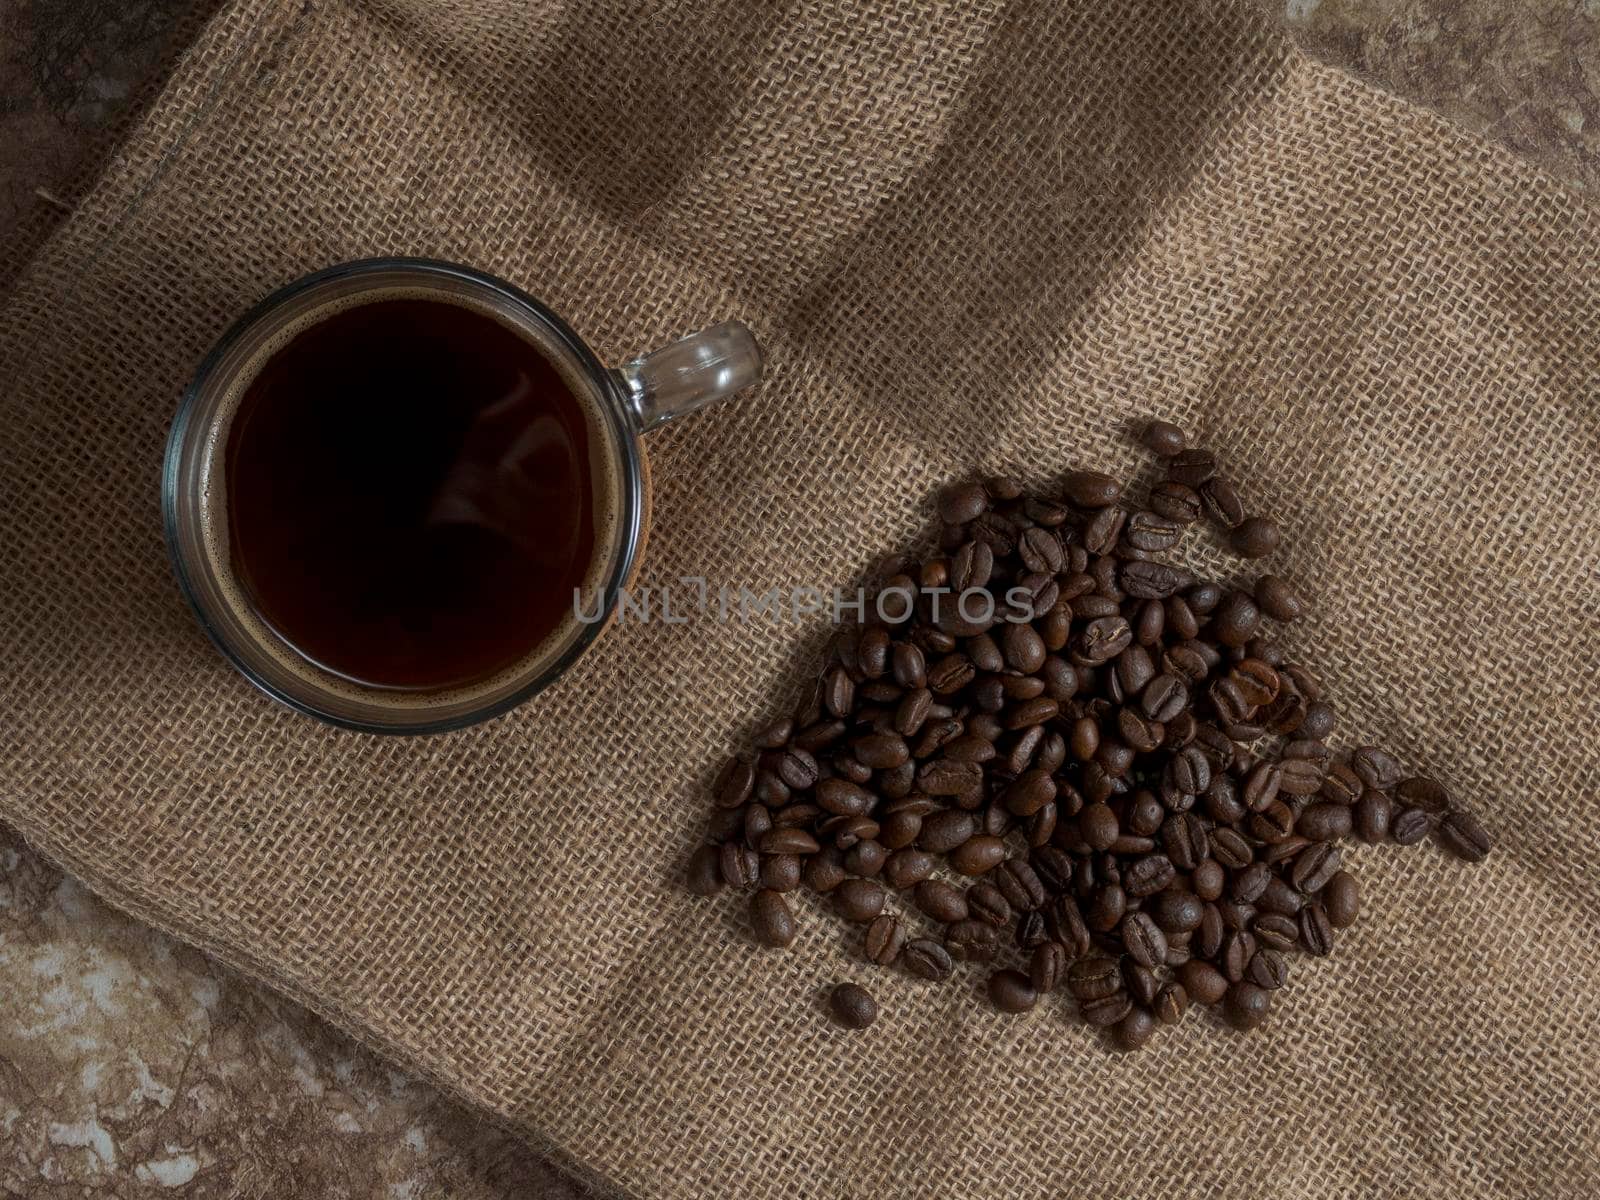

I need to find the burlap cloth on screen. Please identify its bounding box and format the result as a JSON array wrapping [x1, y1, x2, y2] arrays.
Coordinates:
[[4, 0, 1599, 1195]]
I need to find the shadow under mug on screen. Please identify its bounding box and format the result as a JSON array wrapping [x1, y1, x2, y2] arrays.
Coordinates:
[[163, 258, 763, 734]]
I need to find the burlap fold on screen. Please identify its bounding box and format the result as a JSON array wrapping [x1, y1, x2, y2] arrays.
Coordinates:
[[3, 1, 1598, 1195]]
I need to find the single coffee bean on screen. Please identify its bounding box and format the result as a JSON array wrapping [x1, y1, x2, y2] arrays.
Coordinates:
[[1166, 448, 1216, 486], [938, 482, 988, 525], [966, 880, 1013, 928], [1113, 1006, 1158, 1052], [1210, 827, 1253, 870], [1254, 575, 1304, 621], [830, 982, 878, 1028], [1296, 701, 1336, 740], [1030, 942, 1068, 994], [1220, 930, 1255, 983], [1067, 956, 1123, 1001], [715, 758, 756, 808], [891, 642, 927, 689], [1247, 948, 1289, 990], [1124, 853, 1176, 898], [1230, 516, 1280, 559], [988, 969, 1040, 1014], [1351, 746, 1401, 791], [1121, 911, 1169, 968], [854, 733, 910, 770], [1229, 659, 1280, 708], [1082, 992, 1134, 1028], [1252, 912, 1299, 952], [1436, 809, 1491, 862], [950, 834, 1007, 876], [759, 827, 820, 856], [1297, 801, 1353, 842], [1282, 738, 1331, 769], [1141, 673, 1189, 723], [917, 758, 983, 797], [803, 847, 847, 893], [1299, 901, 1334, 956], [865, 914, 906, 965], [1152, 982, 1188, 1026], [1177, 960, 1227, 1006], [1211, 591, 1261, 648], [835, 878, 886, 923], [1001, 769, 1057, 818], [883, 849, 936, 890], [995, 857, 1047, 911], [1196, 903, 1224, 958], [1146, 893, 1203, 940], [720, 842, 761, 889], [912, 879, 968, 924], [1141, 420, 1186, 456], [1260, 836, 1310, 866], [1200, 477, 1245, 528], [1161, 812, 1209, 872], [1191, 859, 1225, 901], [1045, 896, 1091, 959], [1392, 806, 1433, 845], [1149, 480, 1202, 523], [750, 889, 797, 947], [879, 808, 923, 850], [1121, 560, 1191, 600], [902, 938, 954, 982], [917, 809, 977, 855], [1258, 876, 1304, 916], [1324, 870, 1359, 927], [1124, 509, 1183, 552], [1063, 469, 1122, 508], [1231, 861, 1272, 904], [1354, 789, 1393, 843], [945, 918, 1000, 962], [760, 853, 802, 893], [1290, 843, 1343, 894], [1224, 981, 1271, 1029], [816, 778, 873, 817]]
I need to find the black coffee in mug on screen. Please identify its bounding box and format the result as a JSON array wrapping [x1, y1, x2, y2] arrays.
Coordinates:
[[222, 295, 612, 690]]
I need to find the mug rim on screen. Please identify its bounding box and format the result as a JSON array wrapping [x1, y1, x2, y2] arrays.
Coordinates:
[[162, 257, 646, 735]]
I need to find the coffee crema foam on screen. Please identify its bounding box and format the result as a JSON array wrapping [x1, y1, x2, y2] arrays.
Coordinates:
[[196, 282, 628, 710]]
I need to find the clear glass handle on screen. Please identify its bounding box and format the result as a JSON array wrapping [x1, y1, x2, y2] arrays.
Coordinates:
[[617, 320, 764, 433]]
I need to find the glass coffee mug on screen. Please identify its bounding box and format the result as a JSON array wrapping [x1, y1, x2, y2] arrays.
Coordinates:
[[164, 258, 762, 733]]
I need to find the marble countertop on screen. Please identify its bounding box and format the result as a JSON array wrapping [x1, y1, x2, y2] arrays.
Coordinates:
[[2, 0, 1596, 1195]]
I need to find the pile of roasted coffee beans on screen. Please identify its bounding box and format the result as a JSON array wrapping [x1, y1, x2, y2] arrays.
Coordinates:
[[687, 420, 1492, 1048]]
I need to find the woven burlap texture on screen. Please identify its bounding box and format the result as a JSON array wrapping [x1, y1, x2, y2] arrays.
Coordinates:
[[3, 0, 1599, 1195]]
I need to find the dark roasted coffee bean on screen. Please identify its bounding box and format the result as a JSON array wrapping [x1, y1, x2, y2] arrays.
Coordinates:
[[1210, 827, 1253, 870], [1216, 899, 1257, 932], [1229, 659, 1280, 708], [1001, 769, 1056, 818], [843, 839, 887, 877], [927, 653, 976, 695], [1122, 961, 1159, 1008], [1204, 775, 1247, 824], [1199, 477, 1245, 528], [1127, 790, 1165, 837], [1030, 845, 1074, 891], [743, 801, 774, 848], [1315, 764, 1360, 808], [1230, 516, 1280, 559], [1396, 775, 1453, 814], [1252, 912, 1299, 952], [1192, 859, 1225, 901], [793, 719, 848, 753], [945, 918, 1000, 962], [1282, 738, 1331, 770], [969, 510, 1018, 556], [817, 778, 874, 817], [883, 849, 936, 890], [1276, 757, 1325, 796], [950, 835, 1007, 876], [1211, 591, 1261, 648], [1260, 836, 1309, 865], [1121, 560, 1190, 600], [759, 827, 820, 856], [1241, 761, 1281, 813], [1045, 895, 1092, 958], [1151, 890, 1205, 934], [1253, 574, 1304, 622], [1015, 909, 1050, 950], [1030, 942, 1068, 994], [1166, 448, 1216, 486], [1067, 956, 1123, 1001], [1297, 701, 1336, 740], [995, 857, 1047, 912], [1299, 902, 1334, 956], [967, 881, 1013, 927], [891, 642, 927, 689], [966, 632, 1004, 674], [828, 757, 870, 787], [854, 732, 910, 770], [943, 734, 996, 764], [1124, 854, 1176, 898], [988, 969, 1040, 1014], [1121, 912, 1168, 968], [835, 878, 886, 922], [1351, 746, 1401, 791], [1162, 813, 1209, 872], [879, 807, 922, 849], [1141, 674, 1188, 723], [720, 842, 761, 889], [949, 540, 995, 595], [1063, 469, 1121, 508], [687, 845, 724, 896], [1142, 420, 1187, 456], [1231, 861, 1272, 904], [761, 853, 802, 892], [1220, 930, 1255, 983], [1250, 801, 1296, 844], [1436, 809, 1491, 862], [1018, 526, 1067, 574], [716, 758, 756, 808], [1224, 981, 1271, 1029], [803, 847, 847, 894], [912, 879, 968, 925], [1247, 948, 1289, 991], [1324, 871, 1359, 928], [1258, 876, 1304, 916], [858, 626, 892, 679], [917, 758, 983, 799], [865, 914, 907, 965], [1087, 883, 1128, 932], [750, 889, 797, 947], [829, 982, 878, 1028], [902, 938, 954, 982], [822, 666, 856, 719], [1392, 806, 1433, 845], [754, 717, 794, 750], [939, 481, 989, 525], [1354, 789, 1393, 843], [1124, 509, 1183, 552], [1109, 834, 1157, 856], [1297, 802, 1352, 842], [1073, 616, 1134, 666], [1177, 960, 1227, 1007], [913, 718, 966, 760], [1154, 982, 1189, 1026], [1166, 745, 1211, 797], [773, 747, 818, 790], [1083, 992, 1134, 1028], [1149, 480, 1202, 524], [917, 809, 978, 855]]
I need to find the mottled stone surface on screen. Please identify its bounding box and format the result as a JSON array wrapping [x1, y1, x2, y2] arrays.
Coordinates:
[[1, 0, 1597, 1194]]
